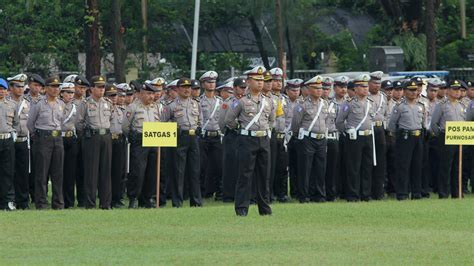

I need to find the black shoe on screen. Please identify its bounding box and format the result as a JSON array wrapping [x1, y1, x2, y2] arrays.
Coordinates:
[[77, 202, 85, 208], [299, 197, 310, 203], [236, 208, 248, 216], [222, 198, 234, 203], [411, 194, 422, 200], [311, 197, 326, 203], [128, 198, 138, 209], [346, 198, 359, 202], [100, 206, 112, 210], [277, 196, 289, 203], [397, 196, 409, 201], [421, 193, 430, 198], [17, 204, 29, 210], [361, 197, 371, 202]]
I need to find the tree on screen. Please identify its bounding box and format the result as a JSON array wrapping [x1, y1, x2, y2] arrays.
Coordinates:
[[111, 0, 126, 82], [85, 0, 101, 80]]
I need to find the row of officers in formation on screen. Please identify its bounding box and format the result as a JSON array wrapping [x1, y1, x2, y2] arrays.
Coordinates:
[[0, 68, 473, 216]]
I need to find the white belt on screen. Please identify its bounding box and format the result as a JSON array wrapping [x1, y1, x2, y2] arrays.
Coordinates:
[[326, 132, 339, 140], [358, 130, 372, 136], [240, 129, 268, 137], [0, 133, 12, 139], [15, 136, 28, 142]]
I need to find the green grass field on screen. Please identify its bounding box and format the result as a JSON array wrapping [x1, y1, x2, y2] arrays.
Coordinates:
[[1, 195, 473, 265]]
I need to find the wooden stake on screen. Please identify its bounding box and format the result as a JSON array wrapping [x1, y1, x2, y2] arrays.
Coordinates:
[[156, 147, 161, 208], [458, 145, 463, 199]]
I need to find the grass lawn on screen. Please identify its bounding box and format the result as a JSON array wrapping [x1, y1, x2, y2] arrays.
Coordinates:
[[1, 195, 473, 264]]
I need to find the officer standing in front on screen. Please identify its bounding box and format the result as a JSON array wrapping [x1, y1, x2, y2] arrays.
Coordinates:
[[198, 71, 223, 200], [336, 74, 375, 202], [292, 75, 329, 203], [123, 83, 160, 208], [284, 79, 304, 200], [7, 74, 30, 209], [27, 77, 65, 210], [430, 80, 466, 198], [161, 78, 203, 208], [368, 71, 387, 200], [76, 75, 113, 209], [219, 78, 247, 202], [59, 83, 79, 208], [224, 66, 274, 216], [388, 81, 426, 200], [0, 78, 18, 211]]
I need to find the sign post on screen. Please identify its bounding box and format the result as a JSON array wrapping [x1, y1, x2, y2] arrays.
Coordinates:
[[142, 122, 178, 208], [444, 121, 474, 199]]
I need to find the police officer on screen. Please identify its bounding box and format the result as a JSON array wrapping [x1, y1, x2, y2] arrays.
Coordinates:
[[269, 68, 289, 202], [122, 83, 160, 208], [59, 83, 79, 208], [224, 66, 274, 216], [26, 74, 45, 203], [162, 78, 203, 208], [388, 81, 426, 200], [326, 76, 348, 201], [385, 80, 403, 195], [336, 74, 375, 202], [430, 80, 466, 198], [285, 79, 304, 199], [424, 80, 441, 193], [292, 75, 329, 203], [27, 77, 65, 210], [7, 74, 30, 209], [219, 78, 247, 202], [0, 78, 18, 211], [218, 81, 234, 101], [198, 71, 223, 200], [368, 71, 387, 200], [104, 83, 127, 208], [76, 75, 113, 209]]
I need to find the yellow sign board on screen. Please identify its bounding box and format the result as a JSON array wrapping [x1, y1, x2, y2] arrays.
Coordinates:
[[445, 121, 474, 145], [142, 122, 178, 147]]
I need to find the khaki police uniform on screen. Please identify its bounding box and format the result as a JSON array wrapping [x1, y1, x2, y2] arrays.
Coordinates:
[[76, 76, 113, 209], [27, 78, 65, 209], [123, 90, 160, 208], [430, 82, 466, 198], [161, 78, 203, 208], [388, 93, 425, 200], [291, 95, 329, 202], [0, 95, 18, 210]]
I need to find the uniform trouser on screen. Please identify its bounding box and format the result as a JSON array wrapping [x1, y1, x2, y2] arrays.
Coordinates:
[[82, 134, 112, 208], [421, 135, 431, 195], [76, 138, 85, 206], [198, 136, 223, 197], [371, 126, 386, 199], [111, 137, 126, 204], [127, 137, 156, 204], [428, 136, 440, 192], [160, 147, 170, 205], [0, 138, 15, 209], [222, 131, 239, 201], [325, 138, 339, 201], [462, 146, 473, 192], [337, 137, 346, 199], [14, 140, 29, 208], [437, 133, 460, 198], [297, 137, 327, 201], [34, 136, 64, 209], [29, 138, 36, 202], [395, 132, 423, 199], [344, 135, 373, 201], [269, 132, 277, 198], [171, 134, 202, 207], [385, 134, 397, 194], [235, 135, 272, 215], [272, 135, 289, 199], [288, 138, 299, 198], [62, 136, 78, 208]]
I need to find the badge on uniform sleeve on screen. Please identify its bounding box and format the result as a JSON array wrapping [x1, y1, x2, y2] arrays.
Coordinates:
[[297, 106, 303, 113], [126, 112, 131, 118], [222, 103, 228, 110], [343, 104, 349, 112], [232, 101, 239, 109]]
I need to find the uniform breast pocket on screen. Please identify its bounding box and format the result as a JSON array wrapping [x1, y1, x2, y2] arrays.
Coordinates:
[[352, 107, 363, 114], [135, 112, 145, 121], [244, 105, 256, 116], [7, 111, 14, 125], [87, 108, 98, 117], [191, 108, 200, 117], [174, 108, 184, 118]]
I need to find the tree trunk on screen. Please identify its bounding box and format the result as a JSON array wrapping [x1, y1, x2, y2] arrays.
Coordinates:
[[141, 0, 148, 74], [275, 0, 284, 69], [85, 0, 101, 81], [425, 0, 436, 69], [111, 0, 126, 83], [248, 15, 270, 69]]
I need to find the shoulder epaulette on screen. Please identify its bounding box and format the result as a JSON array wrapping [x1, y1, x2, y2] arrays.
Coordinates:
[[367, 97, 374, 102], [216, 95, 223, 101], [192, 97, 200, 103]]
